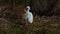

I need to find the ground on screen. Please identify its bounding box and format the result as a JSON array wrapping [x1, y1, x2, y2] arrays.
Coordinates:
[[0, 15, 60, 34]]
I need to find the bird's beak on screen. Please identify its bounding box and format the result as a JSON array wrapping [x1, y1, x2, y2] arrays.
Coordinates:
[[26, 8, 28, 10]]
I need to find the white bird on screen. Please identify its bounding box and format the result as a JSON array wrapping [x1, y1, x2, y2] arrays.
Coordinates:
[[24, 6, 33, 23]]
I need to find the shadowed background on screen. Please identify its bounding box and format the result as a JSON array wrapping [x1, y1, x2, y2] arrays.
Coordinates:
[[0, 0, 60, 34]]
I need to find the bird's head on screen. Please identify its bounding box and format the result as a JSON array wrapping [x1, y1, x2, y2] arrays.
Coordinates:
[[24, 6, 30, 13], [26, 6, 30, 10]]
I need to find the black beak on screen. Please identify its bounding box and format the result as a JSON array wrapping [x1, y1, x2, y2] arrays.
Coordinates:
[[26, 8, 28, 10]]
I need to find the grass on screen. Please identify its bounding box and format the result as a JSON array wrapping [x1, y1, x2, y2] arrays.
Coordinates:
[[0, 16, 60, 34]]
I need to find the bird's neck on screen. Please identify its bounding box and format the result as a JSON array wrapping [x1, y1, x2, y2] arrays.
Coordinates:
[[27, 9, 30, 12]]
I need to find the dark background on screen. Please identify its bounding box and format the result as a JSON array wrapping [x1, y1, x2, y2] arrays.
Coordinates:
[[0, 0, 60, 34]]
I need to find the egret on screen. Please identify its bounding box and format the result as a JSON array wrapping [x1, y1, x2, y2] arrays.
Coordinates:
[[24, 6, 33, 23]]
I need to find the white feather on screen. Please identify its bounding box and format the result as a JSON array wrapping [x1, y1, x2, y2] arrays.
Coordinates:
[[24, 6, 33, 23]]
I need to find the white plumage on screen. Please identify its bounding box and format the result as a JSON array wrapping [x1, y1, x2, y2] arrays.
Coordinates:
[[24, 6, 33, 23]]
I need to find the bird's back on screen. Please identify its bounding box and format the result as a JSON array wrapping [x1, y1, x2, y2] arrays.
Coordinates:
[[27, 12, 33, 23]]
